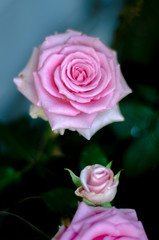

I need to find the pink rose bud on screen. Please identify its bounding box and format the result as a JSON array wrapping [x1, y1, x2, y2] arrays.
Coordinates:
[[75, 164, 118, 205], [13, 30, 132, 140], [52, 202, 148, 240]]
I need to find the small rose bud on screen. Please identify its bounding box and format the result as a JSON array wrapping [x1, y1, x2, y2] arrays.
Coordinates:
[[75, 164, 118, 205]]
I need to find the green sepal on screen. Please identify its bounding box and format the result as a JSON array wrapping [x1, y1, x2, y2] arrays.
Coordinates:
[[106, 161, 113, 169], [65, 168, 81, 187], [101, 202, 112, 208], [83, 199, 96, 206], [114, 170, 123, 181]]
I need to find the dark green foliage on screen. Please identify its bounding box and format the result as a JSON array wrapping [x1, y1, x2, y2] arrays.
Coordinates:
[[79, 144, 108, 170], [41, 188, 78, 215]]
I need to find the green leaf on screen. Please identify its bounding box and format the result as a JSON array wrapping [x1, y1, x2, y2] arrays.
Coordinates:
[[111, 101, 155, 139], [123, 131, 159, 177], [106, 161, 113, 169], [41, 188, 78, 215], [113, 0, 159, 64], [0, 122, 32, 161], [136, 84, 159, 105], [0, 167, 21, 191], [79, 144, 108, 170], [65, 168, 81, 187]]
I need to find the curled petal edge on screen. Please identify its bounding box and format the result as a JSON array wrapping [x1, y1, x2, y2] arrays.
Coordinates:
[[75, 180, 118, 205], [13, 47, 39, 105]]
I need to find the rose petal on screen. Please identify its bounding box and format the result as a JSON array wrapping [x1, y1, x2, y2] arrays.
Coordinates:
[[67, 35, 114, 58], [60, 51, 100, 92], [52, 202, 148, 240], [60, 44, 100, 63], [74, 68, 107, 98], [40, 30, 82, 51], [70, 92, 114, 114], [79, 165, 114, 194], [38, 54, 65, 99], [52, 225, 67, 240], [66, 60, 94, 86], [75, 185, 117, 205], [99, 60, 132, 108], [38, 46, 64, 71], [114, 64, 132, 102], [44, 110, 97, 131], [78, 222, 119, 239], [80, 166, 92, 192], [61, 58, 99, 93], [77, 104, 124, 140], [13, 47, 39, 104], [54, 67, 92, 103], [34, 72, 80, 116]]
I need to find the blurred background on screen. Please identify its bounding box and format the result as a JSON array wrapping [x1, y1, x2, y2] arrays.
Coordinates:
[[0, 0, 159, 239]]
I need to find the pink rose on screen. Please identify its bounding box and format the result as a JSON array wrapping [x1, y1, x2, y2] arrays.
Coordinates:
[[14, 30, 131, 139], [75, 164, 118, 205], [52, 202, 148, 240]]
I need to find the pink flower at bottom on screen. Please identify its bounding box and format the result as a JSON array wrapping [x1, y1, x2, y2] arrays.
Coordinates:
[[14, 30, 132, 139], [52, 202, 148, 240]]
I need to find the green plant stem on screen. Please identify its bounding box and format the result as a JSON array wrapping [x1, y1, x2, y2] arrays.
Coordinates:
[[0, 211, 50, 239], [20, 124, 55, 175]]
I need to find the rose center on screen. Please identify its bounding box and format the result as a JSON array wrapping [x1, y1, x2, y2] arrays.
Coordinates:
[[93, 168, 107, 179], [73, 67, 87, 81]]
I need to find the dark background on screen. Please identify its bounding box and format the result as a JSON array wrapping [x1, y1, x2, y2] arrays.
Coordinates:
[[0, 0, 159, 239]]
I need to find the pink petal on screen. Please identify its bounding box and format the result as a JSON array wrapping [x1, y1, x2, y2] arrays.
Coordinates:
[[13, 48, 39, 105], [96, 52, 112, 87], [44, 110, 97, 130], [67, 35, 114, 58], [54, 67, 91, 103], [60, 44, 100, 62], [40, 29, 82, 51], [66, 60, 95, 86], [80, 166, 92, 192], [87, 181, 108, 193], [61, 56, 99, 93], [73, 68, 111, 99], [70, 202, 95, 223], [38, 46, 65, 69], [115, 64, 132, 101], [94, 61, 132, 107], [52, 225, 67, 240], [104, 59, 132, 107], [60, 51, 99, 90], [77, 104, 124, 140], [70, 91, 114, 114], [38, 53, 65, 99], [33, 72, 80, 116]]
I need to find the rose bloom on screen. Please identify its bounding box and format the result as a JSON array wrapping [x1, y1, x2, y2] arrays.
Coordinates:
[[75, 164, 118, 205], [52, 202, 148, 240], [14, 30, 131, 139]]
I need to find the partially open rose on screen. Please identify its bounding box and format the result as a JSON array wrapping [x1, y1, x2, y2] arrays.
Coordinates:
[[52, 202, 148, 240], [14, 30, 131, 139], [75, 164, 118, 205]]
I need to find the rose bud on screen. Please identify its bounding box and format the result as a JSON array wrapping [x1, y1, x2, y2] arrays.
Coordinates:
[[75, 164, 119, 205], [14, 30, 132, 140]]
